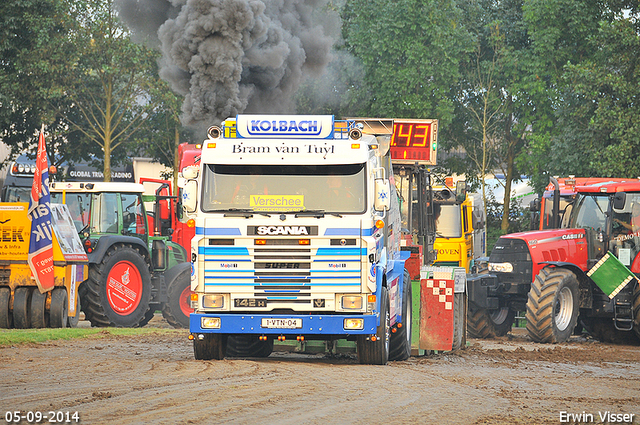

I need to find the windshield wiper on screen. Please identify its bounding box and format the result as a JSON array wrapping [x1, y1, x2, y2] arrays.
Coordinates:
[[293, 209, 325, 218], [222, 208, 270, 218]]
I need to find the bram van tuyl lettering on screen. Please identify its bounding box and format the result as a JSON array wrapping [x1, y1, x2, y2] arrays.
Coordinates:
[[559, 411, 635, 423], [232, 144, 335, 155]]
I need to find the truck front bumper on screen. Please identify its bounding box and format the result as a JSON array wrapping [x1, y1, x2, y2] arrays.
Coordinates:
[[190, 313, 378, 335]]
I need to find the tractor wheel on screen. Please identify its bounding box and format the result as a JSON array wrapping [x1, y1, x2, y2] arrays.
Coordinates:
[[633, 282, 640, 341], [582, 317, 640, 345], [226, 336, 274, 358], [82, 245, 152, 327], [357, 286, 390, 365], [162, 268, 192, 329], [50, 288, 68, 328], [29, 290, 48, 328], [193, 334, 228, 360], [389, 269, 412, 361], [0, 287, 12, 328], [452, 292, 465, 350], [13, 287, 33, 329], [137, 307, 157, 327], [526, 267, 579, 343], [467, 306, 516, 338], [67, 294, 80, 328]]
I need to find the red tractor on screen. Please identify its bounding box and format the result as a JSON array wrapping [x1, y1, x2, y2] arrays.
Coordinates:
[[468, 179, 640, 343]]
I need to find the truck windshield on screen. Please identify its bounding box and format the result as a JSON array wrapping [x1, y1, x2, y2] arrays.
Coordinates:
[[436, 204, 462, 238], [201, 164, 366, 214], [2, 186, 30, 203], [50, 192, 92, 232], [568, 194, 608, 231]]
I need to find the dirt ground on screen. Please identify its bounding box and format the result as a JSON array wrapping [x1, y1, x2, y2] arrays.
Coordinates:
[[1, 315, 639, 425]]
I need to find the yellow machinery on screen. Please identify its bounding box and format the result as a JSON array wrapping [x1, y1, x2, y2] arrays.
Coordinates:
[[0, 203, 87, 328], [432, 184, 485, 272]]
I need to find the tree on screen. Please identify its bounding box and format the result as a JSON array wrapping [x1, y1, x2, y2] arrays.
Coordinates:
[[341, 0, 474, 122], [0, 0, 84, 166], [60, 0, 164, 181], [135, 83, 191, 189], [516, 0, 640, 190]]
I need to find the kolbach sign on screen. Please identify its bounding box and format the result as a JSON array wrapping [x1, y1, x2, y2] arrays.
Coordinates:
[[235, 115, 334, 139]]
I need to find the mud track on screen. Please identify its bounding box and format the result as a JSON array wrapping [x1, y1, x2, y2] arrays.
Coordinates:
[[1, 316, 639, 425]]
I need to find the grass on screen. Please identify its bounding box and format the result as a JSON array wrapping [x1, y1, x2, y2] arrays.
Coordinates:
[[0, 327, 181, 346]]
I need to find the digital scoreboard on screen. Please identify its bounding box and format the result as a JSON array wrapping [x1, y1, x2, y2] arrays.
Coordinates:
[[389, 119, 438, 165]]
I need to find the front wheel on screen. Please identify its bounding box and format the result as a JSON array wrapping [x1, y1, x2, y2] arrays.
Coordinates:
[[83, 245, 152, 327], [193, 334, 228, 360], [162, 268, 192, 329], [526, 267, 579, 343], [357, 286, 390, 365]]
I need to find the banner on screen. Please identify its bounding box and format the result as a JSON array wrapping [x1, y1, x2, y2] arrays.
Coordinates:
[[587, 251, 637, 299], [28, 127, 54, 292]]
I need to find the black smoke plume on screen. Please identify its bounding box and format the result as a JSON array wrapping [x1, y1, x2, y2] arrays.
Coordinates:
[[117, 0, 337, 130]]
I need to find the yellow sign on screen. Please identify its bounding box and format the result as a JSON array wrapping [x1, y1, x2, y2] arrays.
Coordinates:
[[250, 195, 304, 211], [0, 203, 31, 261]]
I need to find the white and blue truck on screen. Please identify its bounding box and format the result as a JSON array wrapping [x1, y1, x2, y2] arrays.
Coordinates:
[[180, 115, 461, 364]]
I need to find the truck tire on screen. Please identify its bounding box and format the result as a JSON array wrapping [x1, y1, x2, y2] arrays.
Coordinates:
[[357, 285, 390, 365], [0, 287, 12, 328], [193, 334, 228, 360], [467, 307, 515, 338], [13, 287, 33, 329], [30, 290, 48, 328], [526, 267, 579, 343], [83, 245, 152, 327], [50, 288, 68, 328], [136, 307, 157, 327], [67, 295, 80, 328], [226, 336, 274, 358], [389, 269, 412, 361], [162, 268, 192, 329]]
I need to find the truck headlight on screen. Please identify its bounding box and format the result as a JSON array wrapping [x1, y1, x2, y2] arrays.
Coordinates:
[[202, 294, 224, 308], [201, 317, 221, 329], [341, 295, 363, 310], [488, 262, 514, 273], [344, 318, 364, 330]]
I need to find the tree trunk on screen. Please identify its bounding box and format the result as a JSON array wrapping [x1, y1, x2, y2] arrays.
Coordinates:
[[501, 110, 516, 233], [173, 126, 180, 192]]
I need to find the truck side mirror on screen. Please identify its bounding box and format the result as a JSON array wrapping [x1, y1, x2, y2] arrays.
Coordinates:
[[182, 180, 198, 213], [613, 192, 626, 210], [456, 181, 467, 202], [374, 178, 390, 211]]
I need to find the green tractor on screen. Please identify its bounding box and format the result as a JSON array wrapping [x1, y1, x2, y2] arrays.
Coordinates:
[[50, 181, 190, 327]]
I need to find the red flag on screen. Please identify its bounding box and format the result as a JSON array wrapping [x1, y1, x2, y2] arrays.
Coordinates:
[[28, 126, 54, 292]]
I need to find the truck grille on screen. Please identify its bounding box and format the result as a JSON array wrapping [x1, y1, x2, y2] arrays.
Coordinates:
[[199, 239, 363, 306]]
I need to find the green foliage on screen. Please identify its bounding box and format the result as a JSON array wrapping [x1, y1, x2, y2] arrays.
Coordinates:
[[0, 0, 85, 166], [341, 0, 474, 123], [485, 195, 533, 255], [0, 0, 186, 178], [518, 1, 640, 188]]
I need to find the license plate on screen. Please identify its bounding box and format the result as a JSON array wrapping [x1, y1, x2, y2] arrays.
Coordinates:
[[261, 318, 302, 329]]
